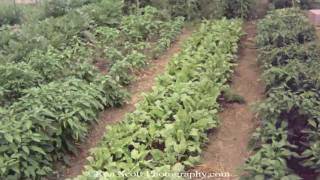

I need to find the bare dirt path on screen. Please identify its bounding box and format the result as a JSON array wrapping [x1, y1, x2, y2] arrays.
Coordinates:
[[61, 29, 193, 179], [192, 1, 269, 179]]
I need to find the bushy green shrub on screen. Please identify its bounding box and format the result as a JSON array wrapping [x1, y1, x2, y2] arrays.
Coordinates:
[[0, 76, 127, 179], [258, 42, 320, 69], [79, 0, 123, 26], [242, 121, 300, 180], [270, 0, 311, 9], [44, 0, 69, 17], [0, 63, 42, 106], [44, 0, 100, 17], [225, 0, 254, 18], [124, 0, 253, 20], [243, 8, 320, 178], [0, 4, 21, 26], [256, 8, 316, 48]]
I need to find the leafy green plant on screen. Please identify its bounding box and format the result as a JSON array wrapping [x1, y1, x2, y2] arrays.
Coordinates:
[[270, 0, 311, 9], [225, 0, 254, 18], [75, 19, 243, 179], [242, 142, 300, 180], [258, 42, 320, 69], [243, 121, 300, 180], [0, 3, 21, 26], [120, 6, 162, 42], [0, 63, 42, 106], [301, 141, 320, 172], [80, 0, 123, 26], [0, 76, 127, 179], [44, 0, 99, 18], [220, 87, 245, 104], [256, 8, 316, 48], [244, 7, 320, 179], [0, 1, 187, 179]]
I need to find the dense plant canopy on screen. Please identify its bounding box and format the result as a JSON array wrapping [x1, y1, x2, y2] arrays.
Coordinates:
[[75, 18, 243, 180], [243, 8, 320, 179], [0, 0, 185, 179]]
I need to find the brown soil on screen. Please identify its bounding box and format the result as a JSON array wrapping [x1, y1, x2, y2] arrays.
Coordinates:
[[61, 28, 193, 179], [190, 1, 269, 179]]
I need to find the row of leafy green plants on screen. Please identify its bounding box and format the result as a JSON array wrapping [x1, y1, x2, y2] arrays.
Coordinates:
[[1, 0, 254, 28], [242, 8, 320, 179], [0, 0, 100, 27], [72, 19, 243, 180], [0, 3, 183, 106], [0, 0, 184, 179], [269, 0, 312, 9], [124, 0, 254, 20]]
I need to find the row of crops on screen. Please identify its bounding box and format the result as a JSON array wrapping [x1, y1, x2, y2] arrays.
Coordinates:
[[1, 0, 255, 28], [73, 19, 243, 180], [0, 0, 104, 27], [269, 0, 313, 9], [242, 8, 320, 179], [0, 0, 185, 178]]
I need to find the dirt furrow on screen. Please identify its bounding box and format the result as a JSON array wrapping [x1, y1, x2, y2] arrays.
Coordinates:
[[60, 29, 193, 179], [191, 1, 269, 179]]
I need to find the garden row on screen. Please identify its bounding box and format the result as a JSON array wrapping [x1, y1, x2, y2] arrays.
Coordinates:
[[0, 0, 254, 28], [125, 0, 253, 19], [73, 19, 243, 180], [269, 0, 312, 9], [242, 8, 320, 179], [0, 0, 184, 179], [0, 4, 183, 106], [0, 0, 100, 27]]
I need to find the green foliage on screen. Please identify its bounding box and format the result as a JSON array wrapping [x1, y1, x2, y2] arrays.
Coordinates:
[[125, 0, 253, 20], [256, 8, 316, 48], [75, 19, 243, 179], [225, 0, 254, 18], [0, 1, 185, 179], [0, 0, 122, 63], [44, 0, 70, 17], [0, 4, 21, 26], [0, 0, 98, 27], [153, 16, 184, 57], [221, 88, 246, 104], [258, 42, 320, 69], [244, 7, 320, 179], [120, 6, 163, 42], [242, 121, 300, 180], [302, 143, 320, 171], [44, 0, 99, 17], [270, 0, 293, 8], [197, 0, 227, 19], [270, 0, 312, 9], [0, 77, 127, 179], [80, 0, 123, 26], [0, 63, 42, 106], [0, 41, 99, 106], [95, 7, 184, 85]]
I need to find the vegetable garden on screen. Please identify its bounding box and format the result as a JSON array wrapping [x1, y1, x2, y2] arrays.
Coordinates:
[[75, 19, 243, 180], [243, 7, 320, 180], [1, 0, 320, 179], [0, 0, 185, 178]]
